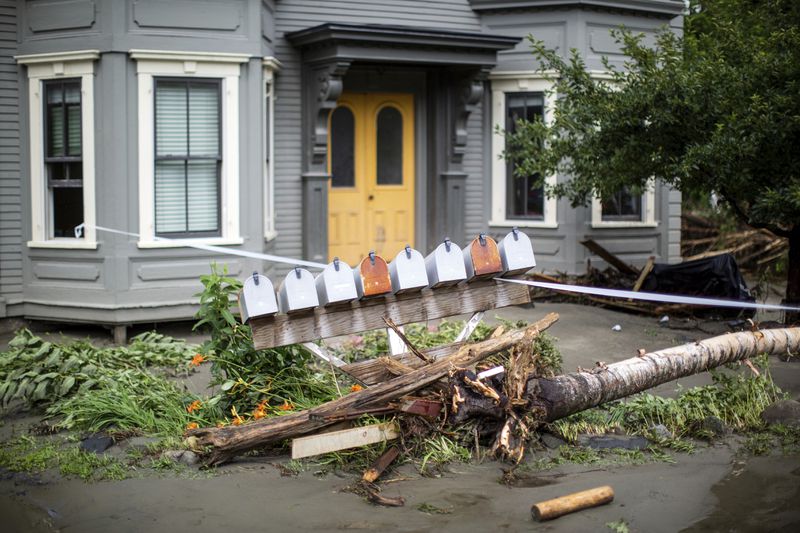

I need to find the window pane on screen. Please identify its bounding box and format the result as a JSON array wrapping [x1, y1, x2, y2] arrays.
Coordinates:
[[48, 105, 65, 158], [64, 83, 80, 104], [376, 106, 402, 185], [330, 106, 355, 188], [186, 161, 219, 232], [52, 187, 83, 238], [67, 104, 81, 156], [188, 83, 220, 157], [506, 92, 545, 219], [155, 160, 187, 233], [156, 82, 188, 157], [602, 187, 643, 220]]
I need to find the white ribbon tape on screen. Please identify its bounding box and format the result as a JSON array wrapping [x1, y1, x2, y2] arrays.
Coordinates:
[[495, 277, 800, 312], [77, 223, 798, 313], [75, 223, 327, 269]]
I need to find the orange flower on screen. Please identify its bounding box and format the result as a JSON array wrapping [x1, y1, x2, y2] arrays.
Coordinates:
[[186, 422, 199, 430], [252, 399, 268, 420], [190, 354, 206, 367], [232, 417, 243, 426], [186, 400, 202, 413], [350, 384, 363, 393], [216, 421, 226, 428], [279, 400, 294, 411]]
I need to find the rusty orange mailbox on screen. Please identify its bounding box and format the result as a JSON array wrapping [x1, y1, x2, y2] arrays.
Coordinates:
[[354, 251, 393, 298], [462, 234, 503, 280]]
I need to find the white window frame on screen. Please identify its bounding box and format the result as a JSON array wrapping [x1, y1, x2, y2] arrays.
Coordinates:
[[263, 57, 281, 242], [591, 182, 656, 228], [17, 50, 99, 249], [489, 72, 558, 229], [130, 50, 249, 248]]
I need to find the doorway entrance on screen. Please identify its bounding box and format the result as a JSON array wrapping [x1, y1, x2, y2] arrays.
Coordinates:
[[327, 92, 415, 265]]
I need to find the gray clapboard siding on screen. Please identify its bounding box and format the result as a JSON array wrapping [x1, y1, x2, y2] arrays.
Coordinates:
[[0, 0, 22, 307]]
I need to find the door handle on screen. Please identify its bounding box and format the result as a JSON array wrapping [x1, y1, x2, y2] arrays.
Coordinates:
[[368, 195, 374, 201]]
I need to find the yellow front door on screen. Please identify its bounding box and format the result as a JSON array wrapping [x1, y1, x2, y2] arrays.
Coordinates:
[[328, 93, 415, 266]]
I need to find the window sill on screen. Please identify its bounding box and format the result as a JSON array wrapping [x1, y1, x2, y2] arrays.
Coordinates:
[[590, 221, 658, 229], [27, 240, 99, 250], [489, 219, 558, 229], [137, 237, 244, 249]]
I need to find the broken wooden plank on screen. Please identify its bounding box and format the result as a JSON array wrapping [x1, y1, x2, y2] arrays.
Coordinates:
[[580, 239, 639, 276], [531, 486, 614, 521], [632, 255, 655, 293], [341, 342, 466, 385], [292, 422, 400, 459], [394, 398, 443, 418], [362, 446, 401, 483], [249, 279, 530, 350]]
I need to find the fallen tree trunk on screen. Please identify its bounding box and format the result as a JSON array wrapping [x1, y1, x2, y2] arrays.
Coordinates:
[[187, 313, 559, 465], [529, 327, 800, 421]]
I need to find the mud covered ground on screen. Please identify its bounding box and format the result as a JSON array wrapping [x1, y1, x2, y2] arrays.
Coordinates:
[[1, 302, 799, 533]]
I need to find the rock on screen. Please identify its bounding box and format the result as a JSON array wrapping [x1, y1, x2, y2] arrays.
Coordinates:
[[79, 434, 114, 454], [649, 424, 673, 441], [576, 434, 649, 450], [540, 433, 566, 449], [180, 450, 199, 466], [701, 416, 727, 437], [611, 325, 622, 332], [761, 399, 800, 428], [161, 450, 199, 466]]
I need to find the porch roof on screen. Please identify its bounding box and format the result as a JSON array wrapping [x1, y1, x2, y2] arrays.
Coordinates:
[[285, 23, 520, 67]]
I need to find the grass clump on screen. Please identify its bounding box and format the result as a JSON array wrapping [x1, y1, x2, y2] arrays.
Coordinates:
[[0, 435, 130, 482]]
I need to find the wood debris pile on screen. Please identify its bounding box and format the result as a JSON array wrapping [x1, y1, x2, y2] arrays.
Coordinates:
[[681, 212, 788, 273]]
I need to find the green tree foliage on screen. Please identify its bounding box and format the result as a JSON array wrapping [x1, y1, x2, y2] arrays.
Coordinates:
[[505, 0, 800, 318]]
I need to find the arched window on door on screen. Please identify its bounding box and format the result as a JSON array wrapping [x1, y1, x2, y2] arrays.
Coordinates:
[[376, 106, 403, 185], [330, 106, 355, 188]]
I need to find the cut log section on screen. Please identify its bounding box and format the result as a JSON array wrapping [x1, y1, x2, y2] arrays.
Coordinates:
[[531, 486, 615, 521]]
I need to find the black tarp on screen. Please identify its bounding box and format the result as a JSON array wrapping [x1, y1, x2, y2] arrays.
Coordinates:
[[641, 253, 755, 317]]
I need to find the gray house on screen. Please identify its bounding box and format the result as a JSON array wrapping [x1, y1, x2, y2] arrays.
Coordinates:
[[0, 0, 683, 332]]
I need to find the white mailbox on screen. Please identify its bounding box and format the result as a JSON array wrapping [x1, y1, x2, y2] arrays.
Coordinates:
[[462, 233, 503, 281], [425, 238, 467, 288], [278, 267, 320, 313], [389, 245, 429, 294], [498, 227, 536, 276], [315, 257, 358, 306], [238, 272, 278, 323]]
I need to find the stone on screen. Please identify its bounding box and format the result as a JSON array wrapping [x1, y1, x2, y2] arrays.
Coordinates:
[[79, 434, 114, 454], [576, 434, 649, 450], [649, 424, 673, 441], [179, 450, 199, 466], [161, 450, 199, 466], [761, 399, 800, 428], [701, 416, 727, 437], [540, 433, 566, 449]]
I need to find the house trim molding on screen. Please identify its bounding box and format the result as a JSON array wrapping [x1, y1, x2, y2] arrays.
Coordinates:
[[17, 50, 99, 248], [489, 74, 558, 229], [131, 50, 245, 247]]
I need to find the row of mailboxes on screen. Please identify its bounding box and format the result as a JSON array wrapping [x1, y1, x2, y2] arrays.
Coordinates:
[[239, 228, 536, 323]]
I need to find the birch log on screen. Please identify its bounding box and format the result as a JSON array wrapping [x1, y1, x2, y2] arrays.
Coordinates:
[[529, 328, 800, 422]]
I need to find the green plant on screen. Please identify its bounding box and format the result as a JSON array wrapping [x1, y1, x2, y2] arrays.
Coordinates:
[[418, 435, 471, 476], [0, 329, 198, 410], [193, 265, 339, 420], [46, 369, 218, 435], [606, 518, 631, 533]]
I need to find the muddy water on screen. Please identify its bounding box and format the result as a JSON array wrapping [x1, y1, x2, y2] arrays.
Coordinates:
[[683, 455, 800, 532]]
